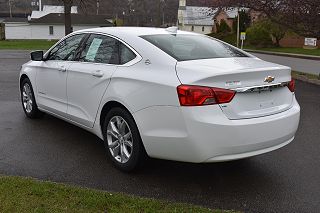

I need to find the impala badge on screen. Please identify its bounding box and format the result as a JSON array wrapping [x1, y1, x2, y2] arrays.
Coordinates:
[[264, 76, 275, 83]]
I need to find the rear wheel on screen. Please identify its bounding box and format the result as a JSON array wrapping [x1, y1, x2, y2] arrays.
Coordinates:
[[20, 78, 43, 118], [102, 107, 147, 172]]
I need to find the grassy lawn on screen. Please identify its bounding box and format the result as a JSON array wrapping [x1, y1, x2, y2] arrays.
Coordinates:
[[0, 40, 57, 50], [0, 176, 234, 213], [292, 71, 320, 80], [245, 46, 320, 57]]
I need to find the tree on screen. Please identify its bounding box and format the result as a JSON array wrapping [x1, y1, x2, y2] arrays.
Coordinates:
[[63, 0, 72, 35], [232, 9, 251, 33], [216, 19, 231, 34], [246, 21, 273, 47], [210, 0, 320, 38], [265, 20, 286, 47], [60, 0, 96, 35]]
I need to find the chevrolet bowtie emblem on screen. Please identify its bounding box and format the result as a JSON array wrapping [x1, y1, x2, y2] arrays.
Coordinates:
[[264, 76, 275, 83]]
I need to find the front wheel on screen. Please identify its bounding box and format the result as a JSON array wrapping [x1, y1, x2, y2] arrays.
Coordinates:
[[102, 107, 147, 172], [20, 78, 43, 118]]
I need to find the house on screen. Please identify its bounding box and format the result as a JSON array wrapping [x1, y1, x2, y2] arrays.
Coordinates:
[[177, 0, 218, 34], [3, 5, 113, 40], [4, 14, 113, 40], [213, 8, 238, 32], [177, 0, 254, 35], [213, 8, 265, 32]]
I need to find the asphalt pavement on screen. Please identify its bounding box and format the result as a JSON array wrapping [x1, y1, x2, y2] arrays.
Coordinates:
[[0, 50, 320, 213], [252, 52, 320, 75]]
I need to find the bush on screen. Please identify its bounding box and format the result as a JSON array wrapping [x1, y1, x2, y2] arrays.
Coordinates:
[[246, 22, 273, 47], [216, 19, 231, 34]]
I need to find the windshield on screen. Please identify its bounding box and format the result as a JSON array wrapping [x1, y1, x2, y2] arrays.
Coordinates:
[[141, 34, 248, 61]]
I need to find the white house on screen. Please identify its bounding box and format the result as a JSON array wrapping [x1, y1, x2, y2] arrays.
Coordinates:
[[3, 5, 113, 40], [177, 0, 218, 34], [30, 5, 78, 19]]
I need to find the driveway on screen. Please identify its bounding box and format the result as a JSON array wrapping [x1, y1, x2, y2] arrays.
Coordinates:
[[0, 50, 319, 213]]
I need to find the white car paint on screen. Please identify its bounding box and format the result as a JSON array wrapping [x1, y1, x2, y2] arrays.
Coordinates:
[[20, 27, 300, 163]]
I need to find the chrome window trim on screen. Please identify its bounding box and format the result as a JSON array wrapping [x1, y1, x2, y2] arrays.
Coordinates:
[[78, 31, 142, 67], [44, 31, 142, 67]]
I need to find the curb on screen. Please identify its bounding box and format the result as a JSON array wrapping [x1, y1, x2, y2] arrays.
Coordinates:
[[293, 75, 320, 86], [245, 49, 320, 61]]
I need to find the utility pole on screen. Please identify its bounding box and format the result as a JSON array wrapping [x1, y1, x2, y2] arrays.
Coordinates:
[[8, 0, 13, 18], [39, 0, 42, 11], [162, 0, 166, 26], [96, 0, 99, 15], [157, 0, 162, 27], [236, 7, 240, 47]]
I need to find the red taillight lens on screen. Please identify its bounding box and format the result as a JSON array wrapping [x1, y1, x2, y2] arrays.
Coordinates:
[[288, 79, 295, 92], [177, 85, 236, 106]]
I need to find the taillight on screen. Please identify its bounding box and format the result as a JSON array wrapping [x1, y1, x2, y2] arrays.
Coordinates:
[[177, 85, 236, 106], [288, 79, 295, 92]]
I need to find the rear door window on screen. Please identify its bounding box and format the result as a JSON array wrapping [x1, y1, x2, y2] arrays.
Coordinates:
[[79, 34, 119, 64]]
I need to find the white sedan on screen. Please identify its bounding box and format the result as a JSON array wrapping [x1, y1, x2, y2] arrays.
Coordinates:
[[19, 27, 300, 171]]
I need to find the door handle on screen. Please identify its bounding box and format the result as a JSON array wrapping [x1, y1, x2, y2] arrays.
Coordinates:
[[91, 70, 104, 77], [58, 67, 66, 72]]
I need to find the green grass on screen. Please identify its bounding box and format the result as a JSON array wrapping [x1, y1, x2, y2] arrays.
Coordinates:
[[0, 176, 235, 213], [245, 46, 320, 57], [0, 40, 57, 50], [292, 71, 320, 80]]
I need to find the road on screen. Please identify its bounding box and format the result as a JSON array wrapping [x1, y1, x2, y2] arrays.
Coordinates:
[[0, 50, 320, 213], [252, 52, 320, 75]]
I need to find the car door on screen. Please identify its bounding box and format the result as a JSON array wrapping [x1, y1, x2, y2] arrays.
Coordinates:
[[66, 34, 120, 127], [36, 33, 86, 116]]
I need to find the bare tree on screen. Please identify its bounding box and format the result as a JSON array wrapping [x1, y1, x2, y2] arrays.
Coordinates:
[[62, 0, 72, 35], [60, 0, 96, 35], [210, 0, 320, 38]]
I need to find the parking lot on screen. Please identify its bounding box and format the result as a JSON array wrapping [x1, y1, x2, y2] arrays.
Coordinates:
[[0, 50, 319, 212]]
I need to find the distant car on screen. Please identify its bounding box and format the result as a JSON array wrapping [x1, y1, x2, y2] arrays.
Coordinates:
[[19, 27, 300, 171]]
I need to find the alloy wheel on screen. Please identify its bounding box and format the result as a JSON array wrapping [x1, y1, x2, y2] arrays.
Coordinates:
[[22, 83, 33, 113], [106, 116, 133, 163]]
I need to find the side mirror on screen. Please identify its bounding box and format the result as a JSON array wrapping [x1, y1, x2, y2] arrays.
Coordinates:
[[30, 51, 44, 61]]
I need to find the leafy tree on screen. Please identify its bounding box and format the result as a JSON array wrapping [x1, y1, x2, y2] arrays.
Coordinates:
[[232, 9, 251, 33], [264, 19, 287, 47], [246, 21, 273, 47]]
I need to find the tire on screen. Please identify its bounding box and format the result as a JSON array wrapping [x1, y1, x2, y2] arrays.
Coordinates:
[[102, 107, 147, 172], [20, 78, 43, 119]]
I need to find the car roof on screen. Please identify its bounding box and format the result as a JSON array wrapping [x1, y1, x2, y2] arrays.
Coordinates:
[[76, 27, 197, 38]]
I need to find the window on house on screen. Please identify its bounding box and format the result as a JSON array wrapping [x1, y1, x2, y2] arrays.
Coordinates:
[[202, 26, 205, 32], [191, 26, 194, 31], [49, 26, 54, 35]]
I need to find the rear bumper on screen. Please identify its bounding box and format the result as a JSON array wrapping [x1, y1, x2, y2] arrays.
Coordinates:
[[134, 97, 300, 163]]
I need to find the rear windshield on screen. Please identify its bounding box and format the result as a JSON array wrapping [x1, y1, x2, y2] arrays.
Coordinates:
[[141, 34, 248, 61]]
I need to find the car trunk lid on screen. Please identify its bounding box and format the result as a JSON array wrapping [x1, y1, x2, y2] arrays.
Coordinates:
[[176, 57, 294, 119]]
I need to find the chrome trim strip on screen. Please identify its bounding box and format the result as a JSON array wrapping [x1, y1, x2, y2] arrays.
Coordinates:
[[232, 82, 289, 93]]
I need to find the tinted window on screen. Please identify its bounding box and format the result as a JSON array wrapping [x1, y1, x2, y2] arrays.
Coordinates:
[[141, 34, 248, 61], [47, 34, 85, 61], [119, 43, 136, 64], [79, 34, 119, 64]]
